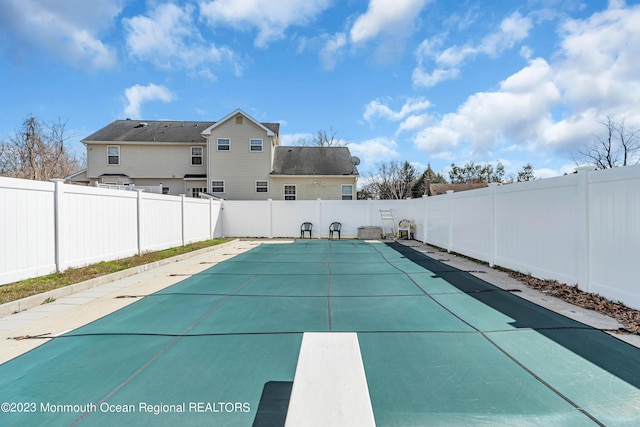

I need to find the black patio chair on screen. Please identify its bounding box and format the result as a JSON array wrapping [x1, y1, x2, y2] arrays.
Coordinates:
[[329, 222, 341, 240], [300, 222, 313, 239]]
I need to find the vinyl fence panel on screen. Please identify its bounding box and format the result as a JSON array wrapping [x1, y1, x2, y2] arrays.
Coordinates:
[[450, 187, 493, 263], [493, 176, 581, 285], [0, 178, 56, 284], [588, 166, 640, 306], [272, 200, 317, 238], [60, 183, 138, 270], [139, 193, 183, 252], [183, 197, 213, 244], [222, 201, 272, 238]]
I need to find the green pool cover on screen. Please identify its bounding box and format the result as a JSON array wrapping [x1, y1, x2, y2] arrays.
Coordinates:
[[1, 240, 639, 426]]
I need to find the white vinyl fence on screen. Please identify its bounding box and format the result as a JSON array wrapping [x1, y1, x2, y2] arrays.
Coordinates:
[[417, 166, 640, 310], [0, 178, 222, 285], [220, 199, 414, 239], [2, 164, 639, 309]]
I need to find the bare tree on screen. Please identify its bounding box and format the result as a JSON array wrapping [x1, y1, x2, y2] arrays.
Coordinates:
[[361, 160, 418, 199], [576, 116, 640, 169], [296, 128, 342, 147], [0, 115, 85, 181]]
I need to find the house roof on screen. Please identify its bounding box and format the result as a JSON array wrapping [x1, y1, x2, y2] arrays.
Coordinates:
[[82, 118, 279, 144], [271, 146, 359, 176]]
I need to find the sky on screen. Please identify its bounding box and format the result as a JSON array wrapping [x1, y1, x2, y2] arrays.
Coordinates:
[[2, 0, 640, 180]]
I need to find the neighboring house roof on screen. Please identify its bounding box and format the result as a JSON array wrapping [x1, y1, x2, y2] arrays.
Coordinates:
[[428, 183, 488, 196], [271, 147, 359, 176], [82, 117, 279, 144], [65, 168, 89, 183]]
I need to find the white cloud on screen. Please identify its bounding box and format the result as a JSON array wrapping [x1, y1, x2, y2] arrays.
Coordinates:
[[319, 33, 347, 71], [347, 137, 399, 166], [553, 3, 640, 115], [412, 67, 460, 88], [364, 97, 431, 122], [123, 3, 239, 75], [350, 0, 431, 44], [411, 3, 640, 164], [281, 133, 313, 146], [199, 0, 331, 48], [0, 0, 120, 69], [412, 125, 461, 159], [296, 31, 348, 70], [437, 12, 532, 67], [535, 167, 564, 179], [413, 12, 533, 87], [413, 58, 561, 158], [350, 0, 432, 63], [123, 84, 176, 118], [363, 98, 432, 137], [397, 114, 432, 133], [608, 0, 626, 9]]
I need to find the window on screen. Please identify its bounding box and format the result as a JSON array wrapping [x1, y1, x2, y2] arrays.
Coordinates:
[[217, 138, 230, 151], [191, 147, 203, 165], [284, 184, 296, 200], [256, 181, 269, 193], [107, 146, 120, 165], [190, 187, 207, 197], [211, 180, 225, 193], [341, 184, 354, 200], [250, 139, 263, 152]]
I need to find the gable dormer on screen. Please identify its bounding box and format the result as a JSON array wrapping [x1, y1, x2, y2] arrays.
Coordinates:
[[201, 109, 278, 142]]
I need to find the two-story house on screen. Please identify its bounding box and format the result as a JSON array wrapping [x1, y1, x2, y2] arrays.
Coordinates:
[[72, 109, 359, 200]]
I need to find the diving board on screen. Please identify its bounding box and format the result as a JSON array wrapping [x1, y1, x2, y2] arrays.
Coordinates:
[[285, 332, 376, 426]]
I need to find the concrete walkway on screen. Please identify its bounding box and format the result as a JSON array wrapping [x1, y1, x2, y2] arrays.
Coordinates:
[[2, 238, 638, 366]]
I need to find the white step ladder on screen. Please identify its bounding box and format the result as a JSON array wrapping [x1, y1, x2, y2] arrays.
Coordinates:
[[379, 209, 396, 239]]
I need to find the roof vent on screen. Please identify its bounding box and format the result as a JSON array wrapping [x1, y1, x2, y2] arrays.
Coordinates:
[[134, 122, 148, 128]]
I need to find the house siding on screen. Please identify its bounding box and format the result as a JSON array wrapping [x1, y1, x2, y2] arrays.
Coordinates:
[[85, 143, 206, 195], [207, 117, 275, 200], [87, 143, 206, 180], [270, 176, 356, 200]]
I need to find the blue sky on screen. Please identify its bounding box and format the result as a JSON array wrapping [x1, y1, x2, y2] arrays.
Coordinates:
[[2, 0, 640, 180]]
